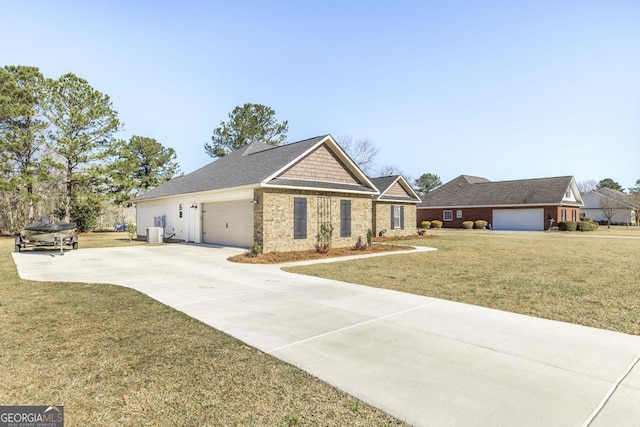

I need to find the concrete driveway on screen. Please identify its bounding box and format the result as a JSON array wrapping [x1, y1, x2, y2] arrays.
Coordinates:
[[12, 244, 640, 426]]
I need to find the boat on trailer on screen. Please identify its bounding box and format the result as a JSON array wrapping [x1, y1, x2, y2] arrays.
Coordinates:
[[15, 218, 78, 252]]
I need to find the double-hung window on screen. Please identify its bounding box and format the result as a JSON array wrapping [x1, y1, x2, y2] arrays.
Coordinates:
[[391, 205, 404, 230]]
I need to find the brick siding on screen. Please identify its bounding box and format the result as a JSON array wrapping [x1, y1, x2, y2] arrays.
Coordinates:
[[373, 202, 417, 237], [254, 188, 372, 253], [417, 206, 581, 230]]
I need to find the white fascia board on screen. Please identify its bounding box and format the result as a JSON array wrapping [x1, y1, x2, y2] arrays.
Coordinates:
[[261, 134, 380, 193], [378, 175, 421, 202], [376, 198, 421, 204], [135, 184, 258, 204], [261, 182, 378, 196]]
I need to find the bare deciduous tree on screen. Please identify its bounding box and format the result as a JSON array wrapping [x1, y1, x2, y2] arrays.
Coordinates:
[[337, 135, 379, 174], [600, 192, 623, 228], [577, 179, 598, 194]]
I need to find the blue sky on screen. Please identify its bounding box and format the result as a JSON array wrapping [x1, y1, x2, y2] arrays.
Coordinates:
[[3, 1, 639, 189]]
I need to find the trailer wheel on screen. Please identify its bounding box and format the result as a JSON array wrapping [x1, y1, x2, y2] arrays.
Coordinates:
[[14, 235, 22, 253], [72, 241, 78, 250]]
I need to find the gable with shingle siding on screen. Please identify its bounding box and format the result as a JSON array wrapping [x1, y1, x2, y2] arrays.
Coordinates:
[[278, 144, 361, 185], [386, 181, 411, 197]]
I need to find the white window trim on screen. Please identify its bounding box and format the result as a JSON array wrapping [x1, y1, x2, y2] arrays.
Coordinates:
[[443, 210, 453, 221], [456, 210, 462, 219], [393, 206, 401, 229]]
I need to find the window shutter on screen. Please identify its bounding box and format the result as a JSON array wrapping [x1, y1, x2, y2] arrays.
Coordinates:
[[340, 200, 351, 237], [390, 204, 395, 229], [294, 198, 307, 239], [400, 206, 404, 230]]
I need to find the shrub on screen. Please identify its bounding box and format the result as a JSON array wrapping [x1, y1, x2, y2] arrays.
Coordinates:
[[353, 236, 367, 250], [577, 221, 591, 232], [462, 221, 474, 229], [366, 229, 373, 246], [474, 220, 488, 229], [558, 221, 578, 231], [430, 220, 443, 229], [420, 221, 431, 229], [126, 222, 137, 242], [247, 242, 262, 257], [589, 221, 599, 231], [315, 223, 333, 253], [580, 216, 592, 222]]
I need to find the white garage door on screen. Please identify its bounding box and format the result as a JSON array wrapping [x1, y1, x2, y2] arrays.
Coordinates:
[[493, 208, 544, 231], [202, 201, 254, 247]]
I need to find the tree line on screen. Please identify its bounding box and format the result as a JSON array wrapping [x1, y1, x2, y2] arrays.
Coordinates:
[[0, 65, 179, 232], [2, 71, 442, 234]]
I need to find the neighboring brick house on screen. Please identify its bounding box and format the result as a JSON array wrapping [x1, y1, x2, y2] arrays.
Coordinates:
[[417, 175, 583, 231], [135, 135, 380, 253], [370, 175, 421, 237]]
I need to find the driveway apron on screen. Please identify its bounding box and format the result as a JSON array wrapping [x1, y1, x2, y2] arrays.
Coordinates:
[[12, 244, 640, 426]]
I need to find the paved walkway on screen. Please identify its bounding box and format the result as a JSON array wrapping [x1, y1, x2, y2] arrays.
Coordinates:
[[12, 244, 640, 426]]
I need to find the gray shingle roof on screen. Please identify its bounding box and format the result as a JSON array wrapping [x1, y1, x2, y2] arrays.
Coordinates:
[[590, 188, 638, 209], [136, 135, 376, 201], [418, 175, 581, 208]]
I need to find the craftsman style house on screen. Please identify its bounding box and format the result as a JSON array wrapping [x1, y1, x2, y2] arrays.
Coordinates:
[[135, 135, 418, 253]]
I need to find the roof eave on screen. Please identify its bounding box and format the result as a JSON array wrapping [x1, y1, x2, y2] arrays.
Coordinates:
[[261, 182, 378, 195], [418, 202, 583, 209], [135, 183, 260, 203]]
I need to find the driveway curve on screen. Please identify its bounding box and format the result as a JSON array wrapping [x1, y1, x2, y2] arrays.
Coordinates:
[[12, 244, 640, 426]]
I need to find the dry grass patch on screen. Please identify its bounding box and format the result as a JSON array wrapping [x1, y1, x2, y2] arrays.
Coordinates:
[[286, 232, 640, 335], [1, 235, 404, 426]]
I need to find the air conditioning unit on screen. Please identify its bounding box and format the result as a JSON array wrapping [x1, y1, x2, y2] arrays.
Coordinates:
[[146, 227, 163, 243]]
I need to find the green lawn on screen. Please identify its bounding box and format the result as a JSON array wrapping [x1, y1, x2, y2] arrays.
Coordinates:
[[287, 229, 640, 335], [1, 234, 404, 426]]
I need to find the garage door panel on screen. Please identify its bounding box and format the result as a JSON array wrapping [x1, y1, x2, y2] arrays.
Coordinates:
[[493, 209, 544, 231], [202, 201, 253, 247]]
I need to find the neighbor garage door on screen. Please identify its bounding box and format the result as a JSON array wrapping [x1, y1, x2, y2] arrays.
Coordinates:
[[202, 201, 254, 247], [492, 208, 544, 231]]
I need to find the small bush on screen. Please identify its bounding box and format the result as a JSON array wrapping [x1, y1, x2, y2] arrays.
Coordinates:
[[315, 223, 333, 253], [589, 221, 599, 231], [558, 221, 578, 231], [577, 221, 591, 232], [126, 222, 137, 242], [462, 221, 474, 229], [474, 220, 488, 229], [580, 216, 592, 222], [247, 242, 262, 257], [366, 229, 373, 246], [353, 236, 367, 250], [420, 221, 431, 229], [430, 220, 443, 229]]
